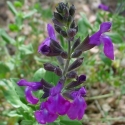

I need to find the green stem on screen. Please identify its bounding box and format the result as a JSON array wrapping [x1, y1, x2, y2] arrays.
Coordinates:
[[62, 40, 71, 76]]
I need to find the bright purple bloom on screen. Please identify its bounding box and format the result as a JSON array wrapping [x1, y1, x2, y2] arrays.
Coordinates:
[[98, 4, 109, 11], [34, 102, 58, 124], [90, 22, 114, 60], [67, 87, 87, 120], [17, 79, 43, 104], [38, 24, 57, 55], [46, 82, 70, 115]]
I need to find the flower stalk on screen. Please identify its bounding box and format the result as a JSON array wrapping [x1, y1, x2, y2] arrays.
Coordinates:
[[16, 2, 115, 124]]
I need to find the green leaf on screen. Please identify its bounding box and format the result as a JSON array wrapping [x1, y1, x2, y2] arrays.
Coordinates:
[[21, 120, 34, 125], [10, 78, 25, 99], [33, 68, 46, 81], [23, 10, 37, 19], [44, 71, 60, 85], [14, 1, 23, 8], [7, 1, 18, 15], [9, 24, 19, 31], [0, 29, 16, 44], [0, 62, 10, 78], [59, 116, 82, 125], [107, 32, 123, 43], [100, 53, 112, 66], [2, 79, 30, 111], [19, 43, 34, 55], [8, 110, 23, 117], [121, 84, 125, 95], [80, 13, 92, 29], [60, 120, 82, 125]]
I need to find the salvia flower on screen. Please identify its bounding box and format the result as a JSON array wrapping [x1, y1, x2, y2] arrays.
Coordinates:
[[67, 87, 87, 120], [17, 79, 43, 104], [90, 22, 114, 60], [98, 4, 110, 11], [38, 24, 57, 56]]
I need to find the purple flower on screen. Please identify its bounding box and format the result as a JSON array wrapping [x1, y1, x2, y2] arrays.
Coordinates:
[[46, 82, 70, 115], [67, 87, 87, 120], [34, 102, 58, 124], [38, 24, 57, 55], [90, 22, 114, 60], [17, 79, 43, 104], [98, 4, 110, 11]]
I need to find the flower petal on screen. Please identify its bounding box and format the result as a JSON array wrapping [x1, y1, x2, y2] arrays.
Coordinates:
[[79, 87, 87, 96], [100, 22, 112, 33], [67, 96, 82, 120], [100, 35, 114, 60], [25, 87, 39, 104], [17, 79, 43, 91], [46, 94, 70, 115], [34, 109, 58, 124], [47, 24, 56, 40], [34, 110, 47, 124], [38, 37, 51, 55], [90, 31, 101, 45], [56, 94, 70, 115], [77, 99, 87, 120], [50, 82, 63, 96], [90, 22, 112, 45], [98, 4, 109, 11]]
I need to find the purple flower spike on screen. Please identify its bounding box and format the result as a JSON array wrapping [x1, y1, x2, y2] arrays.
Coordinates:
[[67, 87, 87, 120], [25, 87, 39, 104], [46, 82, 70, 115], [38, 24, 58, 55], [90, 22, 114, 60], [98, 4, 110, 11], [34, 102, 58, 124], [100, 35, 114, 60]]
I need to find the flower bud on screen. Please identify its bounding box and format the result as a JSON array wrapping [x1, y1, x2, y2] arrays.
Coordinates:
[[54, 25, 62, 34], [71, 50, 82, 58], [50, 39, 63, 55], [41, 79, 53, 88], [75, 26, 78, 32], [75, 35, 95, 52], [63, 7, 69, 18], [67, 28, 76, 38], [66, 71, 77, 79], [56, 2, 67, 13], [44, 63, 55, 72], [61, 51, 68, 59], [60, 30, 68, 38], [69, 5, 75, 16], [66, 74, 86, 89], [54, 67, 62, 76], [50, 38, 63, 50], [70, 20, 75, 28], [67, 15, 73, 24], [52, 18, 63, 26], [72, 37, 80, 50], [68, 58, 83, 71], [54, 12, 63, 22]]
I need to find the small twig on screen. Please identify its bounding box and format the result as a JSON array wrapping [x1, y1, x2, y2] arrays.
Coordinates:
[[83, 117, 125, 122], [85, 92, 113, 100]]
